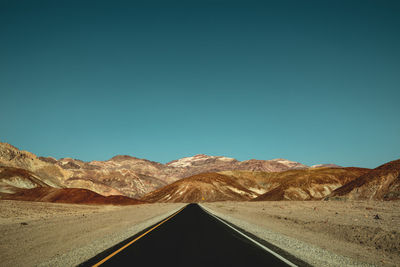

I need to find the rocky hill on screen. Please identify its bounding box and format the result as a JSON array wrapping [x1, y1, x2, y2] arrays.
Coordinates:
[[248, 167, 370, 201], [166, 155, 308, 177], [0, 143, 67, 188], [43, 155, 173, 198], [0, 143, 126, 197], [141, 173, 262, 202], [43, 155, 311, 198], [2, 142, 398, 202], [327, 159, 400, 200], [0, 142, 319, 198], [142, 167, 369, 202], [0, 166, 52, 194]]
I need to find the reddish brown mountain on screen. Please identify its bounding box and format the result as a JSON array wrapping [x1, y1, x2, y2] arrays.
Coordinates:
[[250, 167, 370, 201], [327, 159, 400, 200], [6, 142, 397, 203], [141, 173, 263, 202], [0, 187, 146, 205], [0, 166, 52, 194], [221, 168, 369, 201], [36, 154, 309, 198], [52, 156, 171, 198], [0, 143, 67, 188], [141, 167, 368, 202], [1, 142, 321, 198]]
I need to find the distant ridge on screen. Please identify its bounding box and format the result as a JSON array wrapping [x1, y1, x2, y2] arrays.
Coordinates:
[[1, 142, 334, 198]]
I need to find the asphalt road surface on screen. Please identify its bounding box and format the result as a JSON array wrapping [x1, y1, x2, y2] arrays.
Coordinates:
[[82, 204, 299, 267]]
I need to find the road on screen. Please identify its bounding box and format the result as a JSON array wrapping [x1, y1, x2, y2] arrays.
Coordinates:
[[81, 203, 299, 267]]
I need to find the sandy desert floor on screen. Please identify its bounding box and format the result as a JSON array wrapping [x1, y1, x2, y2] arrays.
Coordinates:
[[204, 200, 400, 267], [1, 200, 399, 267], [0, 200, 184, 266]]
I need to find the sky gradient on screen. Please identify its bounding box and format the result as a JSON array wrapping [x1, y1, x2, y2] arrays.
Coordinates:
[[1, 0, 399, 168]]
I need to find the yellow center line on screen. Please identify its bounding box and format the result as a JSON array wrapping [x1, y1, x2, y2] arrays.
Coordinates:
[[92, 205, 186, 267]]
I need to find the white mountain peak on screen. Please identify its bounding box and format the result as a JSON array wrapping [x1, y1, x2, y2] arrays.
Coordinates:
[[167, 154, 236, 168]]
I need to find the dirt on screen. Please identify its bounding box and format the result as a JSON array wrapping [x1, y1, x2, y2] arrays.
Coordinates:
[[204, 200, 400, 267], [1, 198, 398, 266], [0, 200, 184, 266]]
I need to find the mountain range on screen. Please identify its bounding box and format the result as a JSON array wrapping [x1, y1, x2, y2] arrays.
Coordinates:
[[0, 142, 316, 197], [0, 142, 399, 203], [141, 168, 370, 202]]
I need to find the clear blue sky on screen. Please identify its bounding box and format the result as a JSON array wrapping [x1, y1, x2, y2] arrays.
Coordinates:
[[1, 0, 399, 168]]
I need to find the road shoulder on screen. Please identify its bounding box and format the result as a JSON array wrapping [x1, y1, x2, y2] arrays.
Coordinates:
[[0, 200, 185, 266], [201, 202, 380, 267]]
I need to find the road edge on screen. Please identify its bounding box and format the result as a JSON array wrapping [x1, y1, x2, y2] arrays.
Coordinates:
[[40, 204, 187, 267], [80, 205, 187, 267], [199, 204, 312, 267]]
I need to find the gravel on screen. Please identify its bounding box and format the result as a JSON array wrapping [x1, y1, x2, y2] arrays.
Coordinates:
[[0, 201, 184, 267], [38, 205, 184, 267], [201, 204, 376, 267]]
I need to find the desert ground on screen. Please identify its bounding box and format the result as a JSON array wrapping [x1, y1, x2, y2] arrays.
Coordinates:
[[0, 200, 184, 266], [204, 200, 400, 267], [1, 200, 399, 267]]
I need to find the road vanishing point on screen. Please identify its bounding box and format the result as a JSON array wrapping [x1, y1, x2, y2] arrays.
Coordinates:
[[81, 203, 306, 267]]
